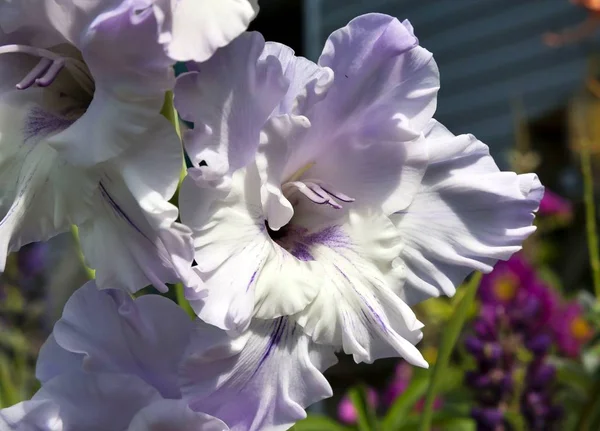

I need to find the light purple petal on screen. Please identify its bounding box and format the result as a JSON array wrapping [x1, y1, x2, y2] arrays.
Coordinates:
[[175, 32, 288, 182], [180, 319, 337, 431], [275, 14, 435, 215], [390, 120, 543, 305], [0, 400, 62, 431], [261, 42, 334, 116], [32, 371, 162, 430], [36, 334, 83, 384], [35, 1, 175, 166], [51, 282, 193, 398], [128, 399, 229, 431]]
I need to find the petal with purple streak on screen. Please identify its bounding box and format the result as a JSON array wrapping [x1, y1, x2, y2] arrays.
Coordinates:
[[293, 209, 427, 366], [180, 318, 337, 431]]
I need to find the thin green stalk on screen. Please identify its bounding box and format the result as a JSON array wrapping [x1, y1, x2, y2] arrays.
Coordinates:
[[580, 136, 600, 299], [175, 283, 195, 319], [418, 273, 482, 431], [70, 225, 95, 280]]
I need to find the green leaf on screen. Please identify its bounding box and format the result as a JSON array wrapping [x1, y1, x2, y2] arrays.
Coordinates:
[[381, 377, 428, 431], [292, 415, 352, 431], [0, 353, 20, 407], [349, 385, 379, 431], [418, 273, 482, 431]]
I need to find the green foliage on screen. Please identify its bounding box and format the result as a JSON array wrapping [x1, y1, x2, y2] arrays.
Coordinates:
[[418, 273, 482, 431]]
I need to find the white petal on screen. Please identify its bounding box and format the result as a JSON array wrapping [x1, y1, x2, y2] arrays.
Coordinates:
[[180, 319, 337, 431], [77, 118, 194, 293], [390, 120, 543, 305], [256, 115, 310, 231], [175, 31, 288, 181], [128, 399, 229, 431], [0, 91, 95, 272], [293, 209, 427, 366], [162, 0, 259, 62], [52, 282, 193, 399], [180, 170, 322, 331]]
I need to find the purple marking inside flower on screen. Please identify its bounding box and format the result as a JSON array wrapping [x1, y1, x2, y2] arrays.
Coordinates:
[[246, 269, 258, 292], [23, 107, 75, 142], [271, 224, 349, 261]]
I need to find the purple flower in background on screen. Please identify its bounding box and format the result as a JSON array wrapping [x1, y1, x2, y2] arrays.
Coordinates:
[[538, 189, 572, 219], [552, 302, 593, 358], [177, 13, 542, 367], [16, 242, 48, 279], [0, 1, 206, 293], [467, 255, 564, 430], [383, 361, 413, 406], [337, 388, 378, 424]]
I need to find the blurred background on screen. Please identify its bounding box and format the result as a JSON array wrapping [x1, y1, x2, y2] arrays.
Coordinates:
[[3, 0, 600, 430]]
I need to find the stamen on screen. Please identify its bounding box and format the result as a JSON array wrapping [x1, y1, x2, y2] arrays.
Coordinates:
[[282, 180, 355, 209], [283, 181, 328, 205], [306, 179, 355, 203], [0, 44, 93, 94], [16, 58, 52, 90], [35, 58, 65, 87], [306, 183, 342, 209]]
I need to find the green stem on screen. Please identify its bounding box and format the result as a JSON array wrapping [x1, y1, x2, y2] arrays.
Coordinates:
[[575, 376, 600, 431], [175, 283, 195, 318], [580, 136, 600, 300], [70, 225, 95, 280]]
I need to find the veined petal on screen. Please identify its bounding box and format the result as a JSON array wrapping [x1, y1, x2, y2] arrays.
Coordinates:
[[180, 170, 323, 331], [51, 282, 193, 399], [293, 209, 427, 366], [128, 399, 229, 431], [175, 31, 288, 181], [180, 319, 337, 431], [156, 0, 259, 62], [78, 117, 195, 293], [390, 120, 543, 305]]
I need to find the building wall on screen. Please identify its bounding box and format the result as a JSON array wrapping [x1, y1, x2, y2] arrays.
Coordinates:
[[304, 0, 595, 162]]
